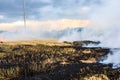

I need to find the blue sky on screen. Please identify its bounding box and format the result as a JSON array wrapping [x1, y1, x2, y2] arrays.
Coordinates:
[[0, 0, 102, 23]]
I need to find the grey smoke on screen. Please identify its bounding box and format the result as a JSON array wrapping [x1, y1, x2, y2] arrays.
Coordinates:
[[0, 27, 83, 41], [0, 0, 120, 68], [60, 0, 120, 68]]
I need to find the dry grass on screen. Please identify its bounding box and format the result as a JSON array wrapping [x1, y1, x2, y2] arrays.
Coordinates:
[[0, 40, 118, 80], [80, 58, 96, 63], [0, 40, 71, 46], [84, 74, 109, 80]]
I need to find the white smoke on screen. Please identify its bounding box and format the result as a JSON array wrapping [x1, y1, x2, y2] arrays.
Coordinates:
[[0, 19, 89, 41], [102, 50, 120, 68], [60, 0, 120, 68], [0, 0, 120, 68]]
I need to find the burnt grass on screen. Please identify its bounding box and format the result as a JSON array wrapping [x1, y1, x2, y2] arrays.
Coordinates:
[[0, 41, 120, 80]]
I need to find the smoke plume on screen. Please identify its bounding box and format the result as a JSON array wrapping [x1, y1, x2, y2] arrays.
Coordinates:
[[0, 0, 120, 68], [0, 19, 89, 41], [60, 0, 120, 68]]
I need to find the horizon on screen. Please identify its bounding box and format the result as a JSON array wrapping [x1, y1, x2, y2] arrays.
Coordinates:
[[0, 0, 102, 31]]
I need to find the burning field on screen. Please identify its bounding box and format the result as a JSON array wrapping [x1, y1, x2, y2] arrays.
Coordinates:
[[0, 0, 120, 80], [0, 40, 119, 80]]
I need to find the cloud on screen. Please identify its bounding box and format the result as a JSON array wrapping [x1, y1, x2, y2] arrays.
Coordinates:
[[0, 15, 4, 19], [0, 0, 103, 22], [0, 19, 90, 31], [34, 0, 53, 3]]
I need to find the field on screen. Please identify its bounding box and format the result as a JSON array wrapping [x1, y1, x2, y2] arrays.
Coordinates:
[[0, 40, 119, 80]]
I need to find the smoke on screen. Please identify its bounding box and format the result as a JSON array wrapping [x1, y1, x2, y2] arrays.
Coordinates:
[[0, 0, 120, 68], [0, 19, 89, 41], [102, 50, 120, 68], [60, 0, 120, 68], [89, 0, 120, 68]]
